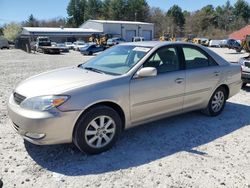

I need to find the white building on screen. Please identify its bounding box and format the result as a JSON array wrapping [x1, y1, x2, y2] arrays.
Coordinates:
[[19, 20, 155, 43], [21, 27, 102, 42], [80, 20, 155, 42]]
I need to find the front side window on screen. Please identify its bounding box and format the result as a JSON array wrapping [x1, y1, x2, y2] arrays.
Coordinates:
[[80, 45, 151, 75], [183, 47, 212, 69], [144, 47, 180, 74]]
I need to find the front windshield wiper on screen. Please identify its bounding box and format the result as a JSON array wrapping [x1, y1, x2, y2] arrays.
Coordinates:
[[84, 67, 106, 74]]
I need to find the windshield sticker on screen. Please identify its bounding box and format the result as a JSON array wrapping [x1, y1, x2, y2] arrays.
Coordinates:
[[133, 47, 151, 52]]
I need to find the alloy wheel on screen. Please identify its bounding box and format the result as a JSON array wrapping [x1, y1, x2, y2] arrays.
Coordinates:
[[85, 115, 116, 148], [211, 91, 224, 113]]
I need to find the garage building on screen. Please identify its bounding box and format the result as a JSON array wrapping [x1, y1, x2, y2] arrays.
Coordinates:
[[80, 20, 155, 42], [20, 27, 102, 42]]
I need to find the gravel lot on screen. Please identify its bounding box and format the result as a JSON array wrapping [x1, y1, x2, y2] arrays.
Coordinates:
[[0, 48, 250, 188]]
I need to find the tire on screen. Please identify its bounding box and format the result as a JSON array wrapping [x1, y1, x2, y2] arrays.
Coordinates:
[[203, 87, 227, 116], [73, 105, 122, 154], [242, 83, 247, 88], [88, 51, 93, 55]]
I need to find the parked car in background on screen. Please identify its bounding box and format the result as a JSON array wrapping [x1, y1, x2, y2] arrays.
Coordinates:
[[107, 37, 126, 46], [219, 40, 228, 48], [80, 44, 104, 55], [226, 39, 242, 52], [239, 55, 250, 87], [51, 42, 57, 47], [65, 42, 74, 50], [56, 43, 69, 53], [209, 40, 221, 47], [132, 37, 145, 42], [8, 41, 242, 154], [0, 37, 10, 49], [200, 38, 210, 46], [73, 41, 86, 51]]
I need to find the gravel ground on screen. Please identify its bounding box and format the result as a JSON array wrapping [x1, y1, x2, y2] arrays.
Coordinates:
[[0, 48, 250, 188]]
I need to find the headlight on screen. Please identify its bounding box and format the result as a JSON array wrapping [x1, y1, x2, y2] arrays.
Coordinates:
[[20, 95, 69, 111]]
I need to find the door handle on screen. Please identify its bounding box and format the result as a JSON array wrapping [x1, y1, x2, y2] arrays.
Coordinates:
[[175, 78, 184, 84]]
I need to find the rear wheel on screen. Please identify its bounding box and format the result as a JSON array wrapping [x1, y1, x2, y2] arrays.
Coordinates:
[[88, 51, 93, 55], [242, 83, 247, 88], [73, 105, 122, 154], [203, 87, 227, 116]]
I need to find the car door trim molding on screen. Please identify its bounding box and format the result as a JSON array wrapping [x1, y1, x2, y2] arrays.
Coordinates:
[[132, 93, 184, 107], [132, 87, 211, 107], [184, 87, 212, 96]]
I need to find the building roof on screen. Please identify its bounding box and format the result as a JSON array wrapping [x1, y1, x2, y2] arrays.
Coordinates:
[[22, 27, 101, 34], [229, 25, 250, 40], [84, 19, 154, 25]]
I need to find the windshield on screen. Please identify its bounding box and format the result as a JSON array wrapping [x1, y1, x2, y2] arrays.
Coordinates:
[[80, 45, 152, 75]]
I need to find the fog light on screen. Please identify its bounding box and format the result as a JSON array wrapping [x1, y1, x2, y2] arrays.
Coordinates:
[[25, 132, 45, 140]]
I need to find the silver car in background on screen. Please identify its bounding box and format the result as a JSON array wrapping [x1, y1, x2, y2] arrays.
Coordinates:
[[8, 42, 242, 154]]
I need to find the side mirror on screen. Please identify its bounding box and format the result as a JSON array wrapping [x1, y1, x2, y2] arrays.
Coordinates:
[[135, 67, 157, 78]]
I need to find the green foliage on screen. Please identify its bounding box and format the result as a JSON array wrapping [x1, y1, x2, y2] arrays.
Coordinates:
[[25, 14, 39, 27], [167, 5, 185, 27], [233, 0, 250, 22], [109, 0, 126, 20], [3, 23, 22, 41], [67, 0, 87, 27], [126, 0, 150, 21], [86, 0, 102, 20], [64, 0, 250, 38]]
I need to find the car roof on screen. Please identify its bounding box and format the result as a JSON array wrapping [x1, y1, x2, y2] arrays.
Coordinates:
[[119, 41, 229, 66], [120, 41, 200, 48]]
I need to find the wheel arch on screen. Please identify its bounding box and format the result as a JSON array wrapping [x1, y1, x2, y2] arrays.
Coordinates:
[[218, 84, 229, 99], [73, 101, 126, 133]]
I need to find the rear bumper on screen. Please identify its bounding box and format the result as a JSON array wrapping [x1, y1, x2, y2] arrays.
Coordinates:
[[7, 94, 81, 145], [228, 80, 242, 98]]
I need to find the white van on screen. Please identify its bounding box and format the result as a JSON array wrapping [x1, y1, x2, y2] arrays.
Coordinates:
[[209, 40, 221, 47], [0, 37, 9, 49]]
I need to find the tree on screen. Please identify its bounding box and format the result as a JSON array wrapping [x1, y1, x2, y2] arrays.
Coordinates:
[[233, 0, 250, 23], [215, 1, 234, 31], [166, 5, 185, 35], [67, 0, 87, 27], [85, 0, 103, 20], [25, 14, 39, 27], [0, 27, 3, 36], [126, 0, 150, 21], [3, 23, 22, 41], [101, 0, 112, 19], [149, 7, 167, 37], [109, 0, 126, 20]]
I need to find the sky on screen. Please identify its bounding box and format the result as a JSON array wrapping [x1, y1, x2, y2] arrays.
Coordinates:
[[0, 0, 239, 26]]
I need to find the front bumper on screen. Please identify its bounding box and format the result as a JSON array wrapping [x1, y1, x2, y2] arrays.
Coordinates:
[[7, 94, 81, 145], [242, 71, 250, 83]]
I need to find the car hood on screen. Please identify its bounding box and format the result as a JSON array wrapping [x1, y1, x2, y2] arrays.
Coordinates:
[[14, 66, 115, 98]]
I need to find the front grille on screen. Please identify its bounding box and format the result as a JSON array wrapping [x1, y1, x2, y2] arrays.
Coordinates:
[[13, 92, 26, 105], [245, 61, 250, 68]]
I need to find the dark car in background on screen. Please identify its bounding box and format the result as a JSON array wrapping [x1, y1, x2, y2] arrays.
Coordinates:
[[226, 39, 242, 52], [80, 44, 104, 55]]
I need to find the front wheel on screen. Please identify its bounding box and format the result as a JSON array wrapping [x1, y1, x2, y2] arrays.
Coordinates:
[[202, 87, 227, 116], [73, 105, 122, 154]]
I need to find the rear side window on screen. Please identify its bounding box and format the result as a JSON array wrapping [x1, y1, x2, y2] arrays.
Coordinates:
[[183, 47, 217, 69]]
